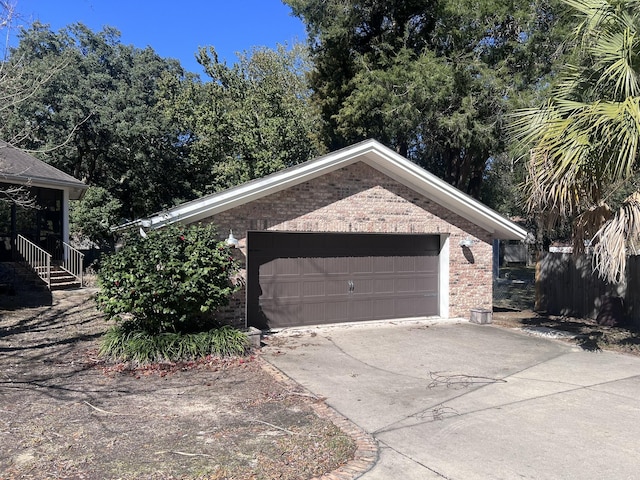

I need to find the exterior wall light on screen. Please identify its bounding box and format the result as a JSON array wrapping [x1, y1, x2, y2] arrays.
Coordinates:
[[226, 230, 239, 248], [459, 237, 475, 248]]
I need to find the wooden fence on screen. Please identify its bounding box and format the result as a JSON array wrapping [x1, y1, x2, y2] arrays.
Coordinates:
[[536, 252, 640, 326]]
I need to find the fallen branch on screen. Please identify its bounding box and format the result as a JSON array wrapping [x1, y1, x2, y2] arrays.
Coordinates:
[[252, 419, 297, 435], [431, 404, 460, 421], [155, 450, 212, 458], [83, 400, 134, 416]]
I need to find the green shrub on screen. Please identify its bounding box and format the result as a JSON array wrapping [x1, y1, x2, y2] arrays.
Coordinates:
[[99, 325, 249, 363], [96, 223, 239, 335]]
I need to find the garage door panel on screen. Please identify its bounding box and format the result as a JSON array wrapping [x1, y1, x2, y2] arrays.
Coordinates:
[[352, 278, 374, 295], [260, 261, 274, 276], [323, 257, 349, 275], [302, 280, 326, 297], [272, 258, 301, 276], [261, 280, 301, 300], [351, 256, 373, 274], [416, 274, 439, 291], [260, 303, 300, 326], [395, 298, 424, 317], [395, 257, 415, 273], [396, 278, 416, 293], [373, 298, 396, 318], [350, 299, 374, 320], [374, 279, 395, 294], [325, 301, 350, 323], [371, 256, 394, 273], [297, 258, 317, 276], [300, 303, 326, 325], [414, 256, 438, 272]]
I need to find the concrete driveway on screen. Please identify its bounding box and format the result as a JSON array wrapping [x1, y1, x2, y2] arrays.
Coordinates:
[[262, 320, 640, 480]]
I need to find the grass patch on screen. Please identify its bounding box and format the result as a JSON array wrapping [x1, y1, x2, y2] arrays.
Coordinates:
[[99, 325, 249, 363]]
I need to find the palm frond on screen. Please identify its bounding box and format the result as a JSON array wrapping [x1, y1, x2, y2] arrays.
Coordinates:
[[572, 203, 613, 253], [592, 190, 640, 283]]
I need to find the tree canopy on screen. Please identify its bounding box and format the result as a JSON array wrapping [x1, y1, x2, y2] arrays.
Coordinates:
[[285, 0, 571, 199], [0, 0, 582, 241], [159, 43, 323, 195], [1, 21, 322, 225], [0, 22, 194, 219]]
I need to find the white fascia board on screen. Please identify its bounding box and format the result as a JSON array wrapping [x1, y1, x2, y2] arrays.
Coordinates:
[[1, 176, 87, 200]]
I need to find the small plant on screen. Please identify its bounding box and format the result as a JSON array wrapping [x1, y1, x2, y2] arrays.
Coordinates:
[[99, 325, 249, 363], [96, 223, 246, 361]]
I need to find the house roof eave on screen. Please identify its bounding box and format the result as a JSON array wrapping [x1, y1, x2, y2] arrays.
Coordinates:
[[138, 141, 376, 229], [0, 175, 88, 200], [133, 139, 527, 241]]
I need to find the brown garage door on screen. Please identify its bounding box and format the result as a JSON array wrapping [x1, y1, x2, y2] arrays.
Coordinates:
[[247, 232, 439, 329]]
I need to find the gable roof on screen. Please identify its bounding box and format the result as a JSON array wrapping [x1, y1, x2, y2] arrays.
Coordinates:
[[134, 139, 527, 240], [0, 140, 88, 200]]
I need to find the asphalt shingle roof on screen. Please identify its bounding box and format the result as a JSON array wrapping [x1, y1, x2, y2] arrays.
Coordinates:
[[0, 140, 87, 199]]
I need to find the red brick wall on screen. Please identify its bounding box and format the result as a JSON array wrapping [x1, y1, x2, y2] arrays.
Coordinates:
[[208, 162, 493, 327]]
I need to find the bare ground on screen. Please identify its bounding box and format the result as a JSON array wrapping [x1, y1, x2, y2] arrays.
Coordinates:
[[0, 289, 355, 480], [492, 309, 640, 355]]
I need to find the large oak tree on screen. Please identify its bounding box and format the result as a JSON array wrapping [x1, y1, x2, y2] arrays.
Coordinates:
[[1, 22, 192, 219]]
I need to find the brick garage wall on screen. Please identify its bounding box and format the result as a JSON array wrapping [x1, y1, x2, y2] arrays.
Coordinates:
[[209, 162, 493, 326]]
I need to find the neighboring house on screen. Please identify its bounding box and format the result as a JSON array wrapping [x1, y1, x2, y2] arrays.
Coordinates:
[[135, 140, 527, 329], [0, 140, 87, 285]]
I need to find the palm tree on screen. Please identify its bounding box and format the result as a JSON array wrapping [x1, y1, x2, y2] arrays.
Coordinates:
[[512, 0, 640, 283]]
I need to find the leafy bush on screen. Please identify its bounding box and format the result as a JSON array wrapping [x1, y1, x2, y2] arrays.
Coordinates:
[[96, 223, 239, 335]]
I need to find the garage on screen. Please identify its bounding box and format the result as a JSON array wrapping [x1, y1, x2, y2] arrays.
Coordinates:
[[136, 139, 528, 328], [247, 231, 440, 329]]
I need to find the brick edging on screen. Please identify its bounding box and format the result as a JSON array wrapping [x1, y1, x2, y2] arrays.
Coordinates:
[[258, 357, 379, 479]]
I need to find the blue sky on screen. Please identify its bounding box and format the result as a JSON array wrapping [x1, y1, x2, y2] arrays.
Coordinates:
[[12, 0, 307, 74]]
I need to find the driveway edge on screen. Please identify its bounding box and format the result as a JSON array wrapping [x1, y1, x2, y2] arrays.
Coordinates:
[[258, 357, 378, 479]]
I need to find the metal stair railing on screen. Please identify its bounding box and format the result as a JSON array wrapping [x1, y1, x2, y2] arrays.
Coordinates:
[[62, 241, 84, 286], [16, 234, 51, 289]]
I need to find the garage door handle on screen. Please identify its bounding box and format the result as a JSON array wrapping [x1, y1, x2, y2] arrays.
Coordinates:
[[348, 280, 354, 293]]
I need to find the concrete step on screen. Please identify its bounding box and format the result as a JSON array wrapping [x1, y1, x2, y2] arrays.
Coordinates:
[[50, 280, 82, 291], [7, 262, 83, 291]]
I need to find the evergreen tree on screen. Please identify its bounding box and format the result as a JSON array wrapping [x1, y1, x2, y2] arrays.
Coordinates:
[[285, 0, 570, 199]]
